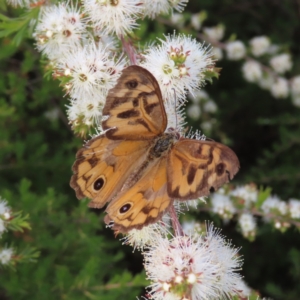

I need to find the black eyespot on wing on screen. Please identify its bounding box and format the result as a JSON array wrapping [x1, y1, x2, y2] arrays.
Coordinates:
[[209, 186, 215, 193], [119, 203, 132, 214], [216, 163, 225, 176], [94, 177, 105, 191], [126, 79, 138, 89]]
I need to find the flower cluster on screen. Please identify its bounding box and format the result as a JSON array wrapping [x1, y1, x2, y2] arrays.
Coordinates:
[[0, 198, 14, 266], [186, 90, 218, 134], [187, 18, 300, 106], [198, 184, 300, 239], [143, 225, 247, 300], [22, 1, 215, 136], [0, 198, 11, 237]]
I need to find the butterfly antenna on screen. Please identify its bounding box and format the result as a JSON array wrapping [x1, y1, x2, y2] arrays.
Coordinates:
[[171, 88, 178, 130]]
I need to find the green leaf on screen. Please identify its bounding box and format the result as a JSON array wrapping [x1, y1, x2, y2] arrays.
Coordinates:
[[256, 186, 272, 208]]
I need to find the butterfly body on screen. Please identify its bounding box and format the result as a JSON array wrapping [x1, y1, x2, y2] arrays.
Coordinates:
[[71, 65, 240, 233]]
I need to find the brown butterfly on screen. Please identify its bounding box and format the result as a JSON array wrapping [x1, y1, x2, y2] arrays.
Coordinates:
[[70, 65, 239, 233]]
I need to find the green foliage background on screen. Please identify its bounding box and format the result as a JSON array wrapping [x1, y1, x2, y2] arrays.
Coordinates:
[[0, 0, 300, 299]]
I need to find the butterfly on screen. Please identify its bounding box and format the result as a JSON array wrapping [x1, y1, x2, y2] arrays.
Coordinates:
[[70, 65, 239, 233]]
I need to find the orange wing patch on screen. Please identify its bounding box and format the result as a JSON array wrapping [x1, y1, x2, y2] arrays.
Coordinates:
[[102, 66, 167, 140], [167, 139, 240, 199], [70, 135, 150, 208], [104, 155, 172, 232]]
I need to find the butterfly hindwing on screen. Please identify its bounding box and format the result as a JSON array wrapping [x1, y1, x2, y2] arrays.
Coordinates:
[[167, 139, 240, 200], [104, 155, 172, 232], [102, 65, 167, 140]]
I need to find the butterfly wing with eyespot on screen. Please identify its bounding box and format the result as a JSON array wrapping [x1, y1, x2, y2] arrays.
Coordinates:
[[104, 154, 172, 233], [70, 134, 152, 208]]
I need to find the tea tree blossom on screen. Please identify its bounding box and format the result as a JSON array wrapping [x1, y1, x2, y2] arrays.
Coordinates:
[[270, 53, 292, 74], [143, 225, 245, 300], [262, 195, 288, 216], [121, 221, 170, 251], [141, 33, 213, 107], [82, 0, 143, 36], [249, 36, 270, 57], [259, 73, 274, 90], [225, 41, 246, 60], [288, 199, 300, 219], [211, 47, 223, 60], [143, 0, 188, 19], [242, 60, 262, 83], [187, 104, 201, 120], [33, 3, 87, 60], [291, 76, 300, 95], [270, 77, 289, 99], [56, 43, 125, 127], [203, 25, 224, 41], [231, 184, 258, 208], [211, 193, 236, 221], [0, 199, 11, 220], [0, 247, 14, 265], [238, 213, 257, 239]]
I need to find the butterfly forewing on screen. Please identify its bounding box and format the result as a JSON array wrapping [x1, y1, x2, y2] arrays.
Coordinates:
[[167, 139, 240, 200], [70, 135, 151, 208], [102, 66, 167, 140]]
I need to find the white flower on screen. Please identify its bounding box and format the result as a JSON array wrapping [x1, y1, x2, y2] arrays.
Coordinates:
[[0, 247, 14, 265], [169, 0, 188, 13], [0, 199, 10, 217], [288, 198, 300, 219], [230, 184, 258, 208], [292, 95, 300, 107], [203, 99, 217, 113], [121, 221, 170, 251], [249, 36, 270, 57], [187, 104, 201, 120], [270, 77, 289, 99], [144, 225, 243, 300], [201, 120, 215, 133], [146, 0, 188, 20], [182, 221, 203, 235], [238, 213, 256, 237], [262, 195, 287, 216], [169, 13, 185, 28], [211, 193, 236, 220], [33, 3, 88, 60], [291, 76, 300, 95], [226, 41, 246, 60], [83, 0, 143, 36], [56, 43, 125, 125], [270, 53, 292, 74], [190, 90, 209, 104], [143, 0, 170, 19], [242, 60, 262, 83], [211, 47, 223, 60], [203, 25, 224, 41], [141, 33, 213, 116], [191, 12, 203, 31], [258, 73, 274, 90]]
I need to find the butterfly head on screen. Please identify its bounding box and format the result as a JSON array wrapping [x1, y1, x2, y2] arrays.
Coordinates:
[[166, 127, 181, 140]]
